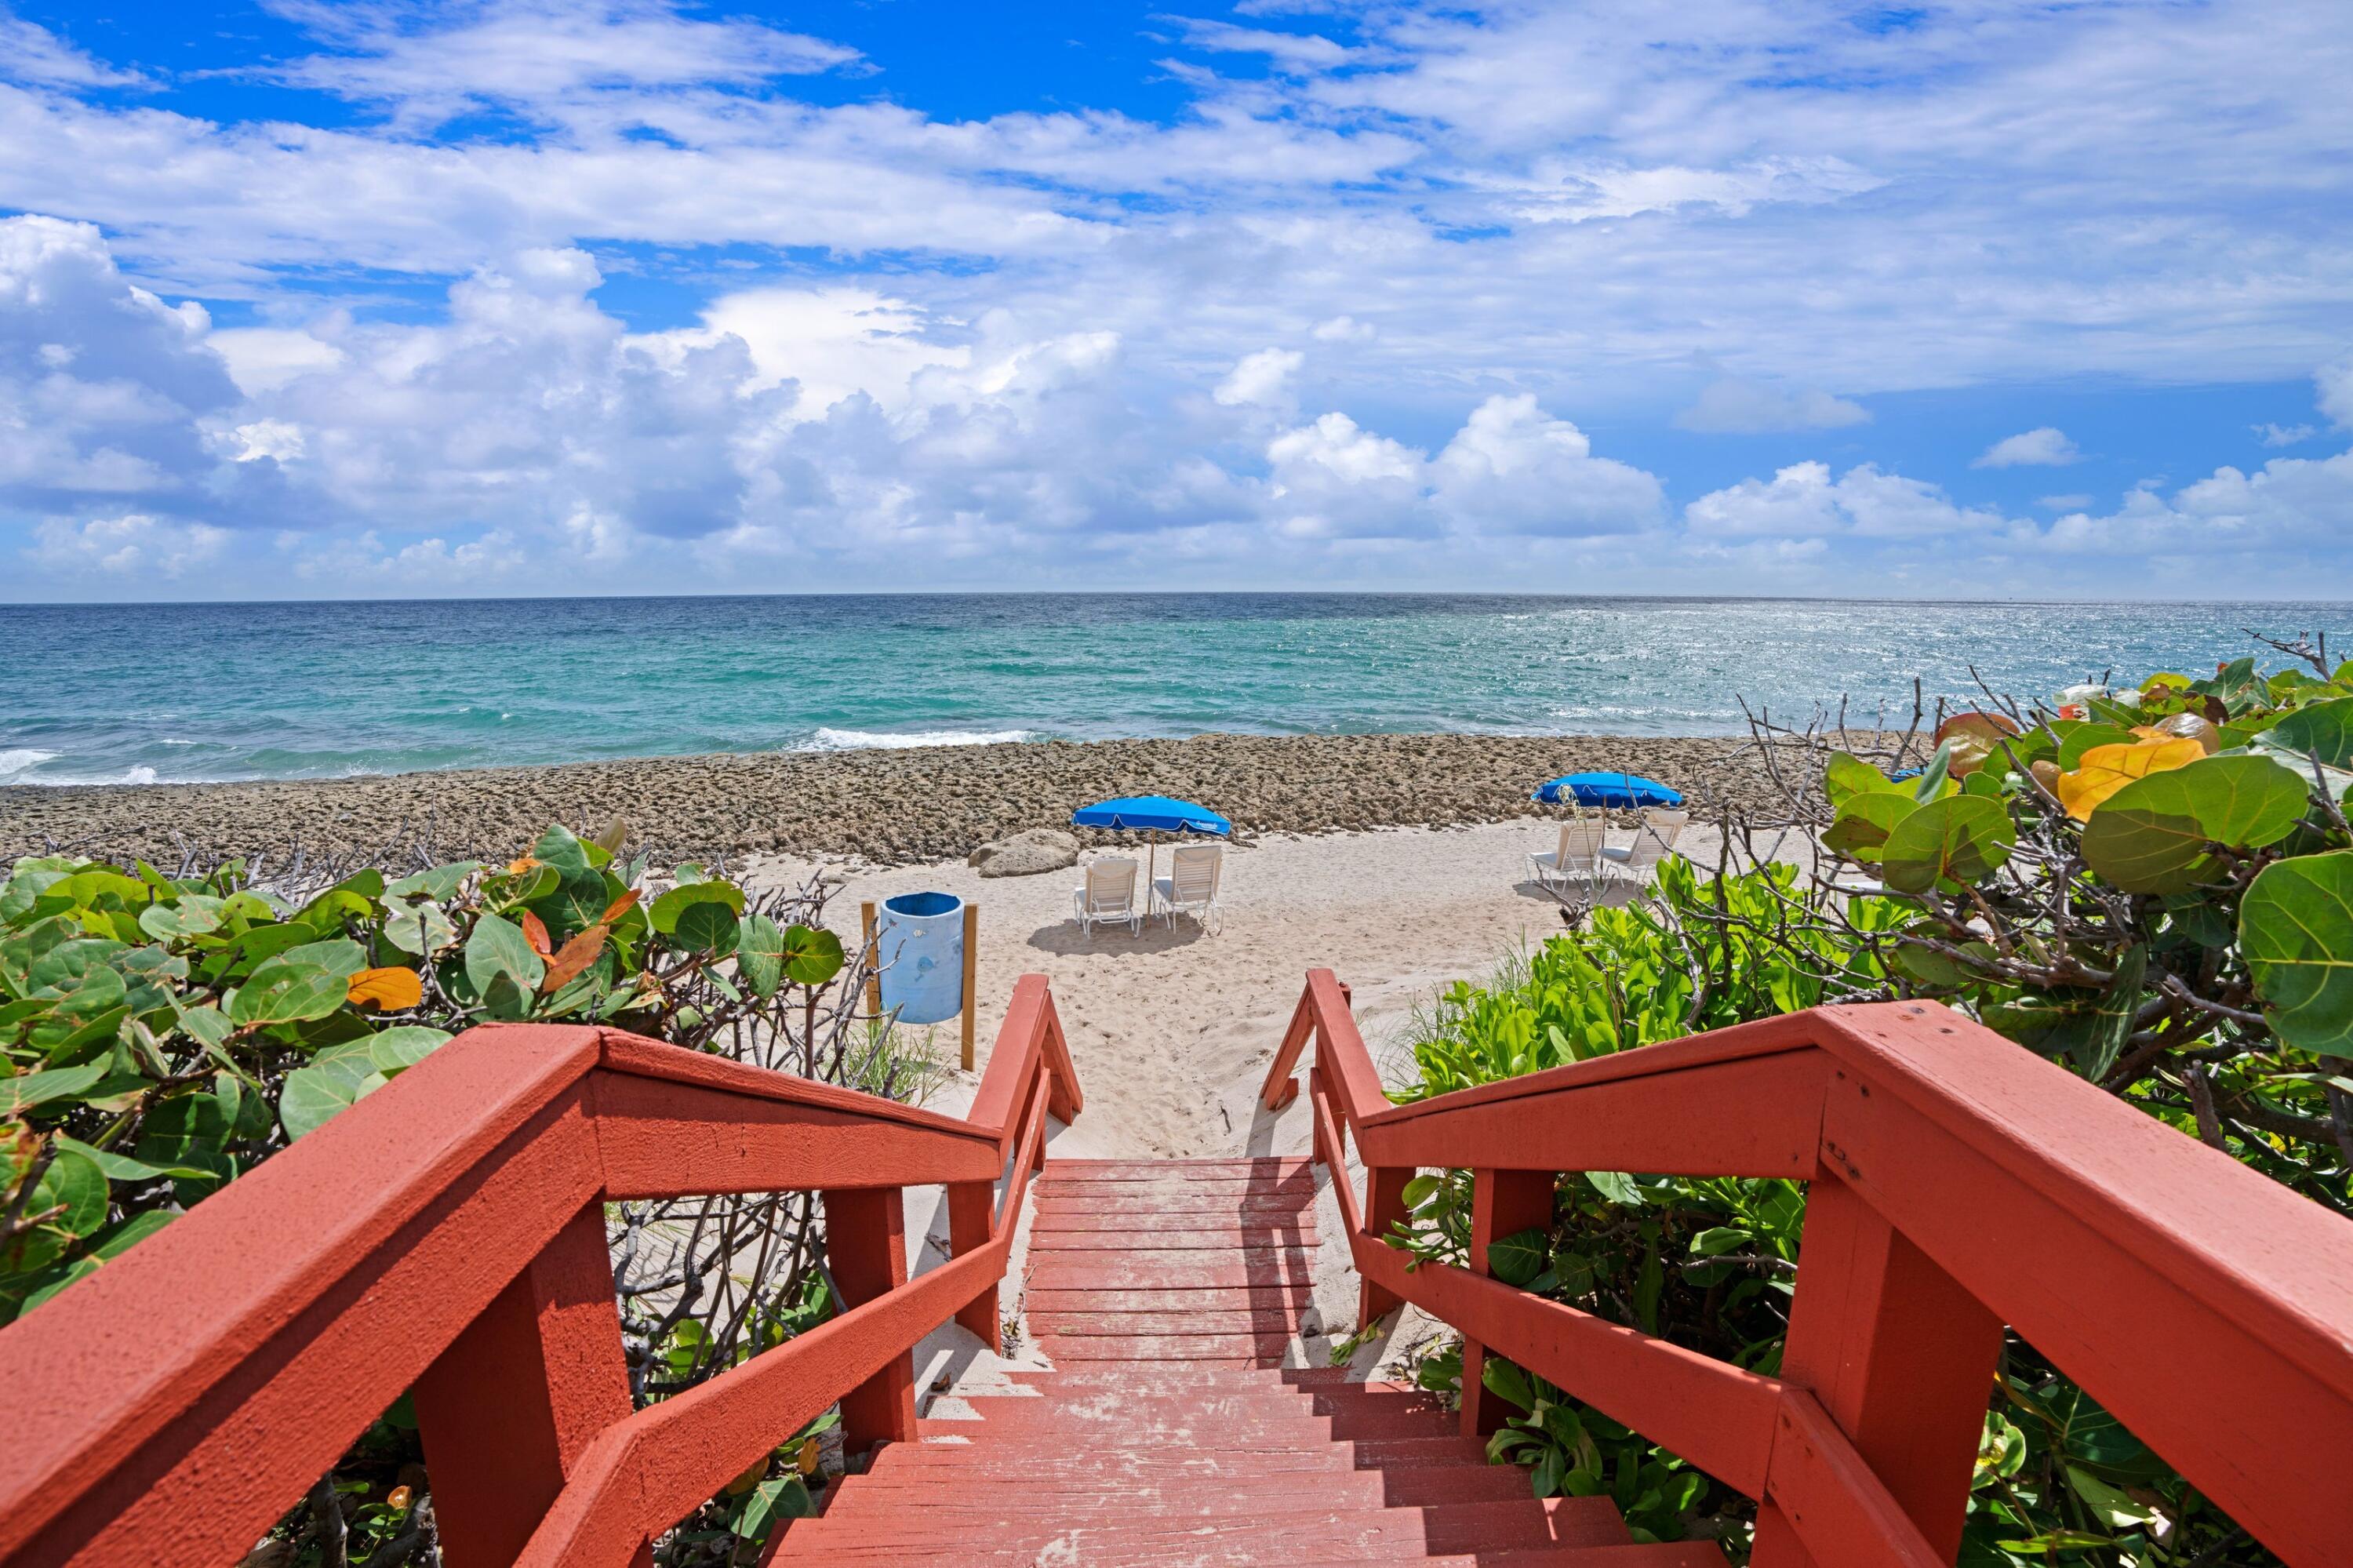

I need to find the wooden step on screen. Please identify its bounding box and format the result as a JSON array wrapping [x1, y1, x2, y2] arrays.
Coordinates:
[[787, 1157, 1723, 1566]]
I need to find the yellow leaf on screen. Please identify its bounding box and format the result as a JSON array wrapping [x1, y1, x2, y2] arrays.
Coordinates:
[[347, 966, 424, 1011], [2057, 737, 2206, 820]]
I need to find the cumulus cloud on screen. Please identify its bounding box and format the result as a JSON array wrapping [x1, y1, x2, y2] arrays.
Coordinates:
[[1214, 347, 1304, 408], [2319, 357, 2353, 431], [1975, 427, 2080, 468], [1673, 378, 1870, 435], [32, 512, 227, 577], [1431, 395, 1662, 536], [1686, 462, 2008, 540], [2255, 422, 2316, 448], [0, 216, 239, 505]]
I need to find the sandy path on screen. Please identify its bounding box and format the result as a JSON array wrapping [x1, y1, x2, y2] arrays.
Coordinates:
[[753, 818, 1753, 1159]]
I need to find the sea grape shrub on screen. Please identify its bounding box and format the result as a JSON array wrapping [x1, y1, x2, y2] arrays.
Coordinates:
[[1809, 653, 2353, 1213], [1394, 857, 2285, 1563], [0, 822, 846, 1321]]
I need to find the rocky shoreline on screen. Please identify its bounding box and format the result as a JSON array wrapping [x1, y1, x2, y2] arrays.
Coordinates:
[[0, 730, 1864, 868]]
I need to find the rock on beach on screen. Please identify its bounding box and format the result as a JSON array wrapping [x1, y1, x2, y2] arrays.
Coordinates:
[[0, 730, 1864, 868]]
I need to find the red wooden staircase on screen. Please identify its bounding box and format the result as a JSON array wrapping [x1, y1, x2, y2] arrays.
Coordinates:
[[8, 971, 2353, 1567], [784, 1158, 1722, 1565]]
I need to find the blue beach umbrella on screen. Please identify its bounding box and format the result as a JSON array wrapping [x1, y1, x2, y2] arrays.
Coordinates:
[[1532, 771, 1684, 810], [1071, 795, 1231, 890]]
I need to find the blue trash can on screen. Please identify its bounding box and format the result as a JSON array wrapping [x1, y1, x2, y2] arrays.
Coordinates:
[[875, 891, 966, 1026]]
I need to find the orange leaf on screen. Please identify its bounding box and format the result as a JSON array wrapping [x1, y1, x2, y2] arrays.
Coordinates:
[[521, 909, 553, 958], [506, 854, 540, 875], [541, 923, 609, 993], [347, 966, 424, 1011], [600, 889, 642, 922], [2057, 737, 2206, 820]]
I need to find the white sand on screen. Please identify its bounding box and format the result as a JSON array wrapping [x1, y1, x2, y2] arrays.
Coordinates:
[[753, 820, 1766, 1406], [751, 819, 1740, 1159]]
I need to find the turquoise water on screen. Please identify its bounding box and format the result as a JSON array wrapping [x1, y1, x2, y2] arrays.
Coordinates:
[[1, 595, 2343, 785]]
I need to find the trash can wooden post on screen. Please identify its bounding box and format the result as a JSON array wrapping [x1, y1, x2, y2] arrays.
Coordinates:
[[860, 900, 882, 1016], [961, 901, 979, 1071]]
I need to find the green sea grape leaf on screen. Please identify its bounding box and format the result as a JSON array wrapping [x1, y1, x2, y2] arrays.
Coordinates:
[[387, 862, 480, 902], [649, 879, 744, 935], [464, 913, 545, 996], [380, 897, 456, 955], [361, 1024, 453, 1075], [1822, 792, 1915, 864], [669, 900, 740, 956], [532, 824, 595, 879], [280, 1052, 391, 1140], [2079, 754, 2309, 893], [138, 893, 225, 940], [0, 1143, 107, 1272], [2241, 851, 2353, 1057], [736, 914, 785, 997], [2076, 944, 2147, 1081], [0, 1060, 109, 1115], [1880, 796, 2017, 894], [780, 924, 844, 986], [1823, 752, 1904, 809], [54, 1133, 210, 1183], [230, 959, 344, 1028], [1487, 1227, 1549, 1288], [2265, 696, 2353, 769]]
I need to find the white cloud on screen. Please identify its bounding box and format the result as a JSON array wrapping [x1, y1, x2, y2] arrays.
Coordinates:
[[1975, 427, 2080, 468], [1686, 461, 2008, 540], [664, 286, 966, 413], [1213, 347, 1304, 408], [2255, 422, 2315, 447], [231, 419, 306, 463], [1494, 156, 1886, 224], [1311, 315, 1373, 342], [2038, 493, 2093, 511], [2319, 357, 2353, 431], [265, 0, 860, 130], [0, 10, 144, 89], [1175, 19, 1351, 71], [32, 512, 227, 577], [1673, 377, 1869, 434], [209, 328, 348, 395], [1431, 395, 1661, 536]]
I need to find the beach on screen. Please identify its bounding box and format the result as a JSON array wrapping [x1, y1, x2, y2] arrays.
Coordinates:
[[0, 729, 1848, 867]]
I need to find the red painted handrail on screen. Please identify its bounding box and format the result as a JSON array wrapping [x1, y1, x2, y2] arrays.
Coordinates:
[[1261, 970, 2353, 1567], [0, 973, 1082, 1568]]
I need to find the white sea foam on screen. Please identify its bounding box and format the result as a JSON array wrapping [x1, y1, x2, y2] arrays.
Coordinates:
[[0, 748, 60, 782], [805, 727, 1039, 751]]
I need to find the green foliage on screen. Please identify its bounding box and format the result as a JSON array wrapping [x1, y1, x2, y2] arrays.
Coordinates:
[[0, 828, 858, 1326], [1397, 639, 2353, 1563]]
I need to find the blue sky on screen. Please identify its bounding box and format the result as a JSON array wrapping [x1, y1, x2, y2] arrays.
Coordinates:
[[2, 0, 2349, 600]]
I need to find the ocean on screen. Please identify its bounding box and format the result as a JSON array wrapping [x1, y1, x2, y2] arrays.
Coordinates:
[[2, 595, 2343, 786]]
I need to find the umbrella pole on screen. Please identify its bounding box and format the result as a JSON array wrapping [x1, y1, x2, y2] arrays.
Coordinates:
[[1147, 831, 1158, 911]]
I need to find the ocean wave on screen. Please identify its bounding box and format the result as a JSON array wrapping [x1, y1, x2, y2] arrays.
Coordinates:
[[2, 761, 166, 787], [804, 726, 1040, 751], [0, 748, 60, 783]]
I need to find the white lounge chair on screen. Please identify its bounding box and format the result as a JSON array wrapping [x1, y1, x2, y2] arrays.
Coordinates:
[[1528, 814, 1607, 893], [1151, 843, 1225, 932], [1600, 809, 1687, 886], [1072, 857, 1142, 937]]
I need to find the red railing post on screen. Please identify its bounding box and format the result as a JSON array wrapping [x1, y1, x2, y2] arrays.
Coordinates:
[[1358, 1165, 1413, 1330], [1754, 1172, 2003, 1566], [947, 1181, 999, 1350], [412, 1199, 640, 1568], [1460, 1168, 1556, 1437], [823, 1186, 919, 1453]]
